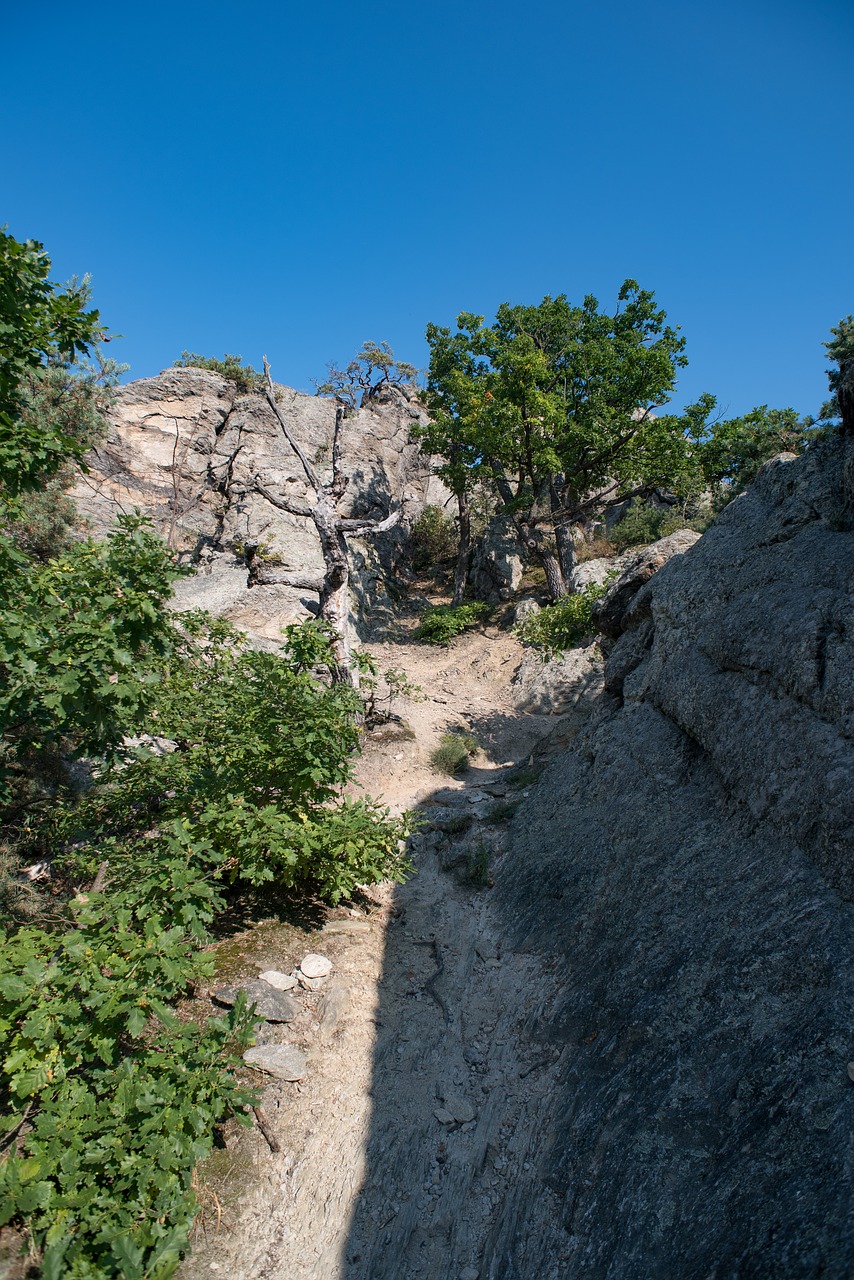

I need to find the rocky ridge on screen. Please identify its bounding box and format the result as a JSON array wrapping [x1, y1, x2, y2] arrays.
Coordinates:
[[72, 368, 448, 640]]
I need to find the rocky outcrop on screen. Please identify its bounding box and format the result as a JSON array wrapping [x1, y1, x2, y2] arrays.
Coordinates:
[[73, 369, 447, 639], [470, 516, 524, 602], [590, 527, 701, 637], [490, 435, 854, 1276]]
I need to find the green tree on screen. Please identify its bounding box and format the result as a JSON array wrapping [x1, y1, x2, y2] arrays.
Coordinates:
[[315, 339, 418, 410], [0, 231, 104, 499], [423, 282, 693, 599], [824, 315, 854, 434]]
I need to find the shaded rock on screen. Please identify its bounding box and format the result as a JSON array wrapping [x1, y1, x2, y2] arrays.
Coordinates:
[[433, 1108, 456, 1126], [471, 517, 524, 602], [512, 642, 604, 716], [590, 528, 701, 638], [439, 1091, 476, 1124], [493, 435, 854, 1275], [211, 981, 300, 1022], [243, 1045, 307, 1081]]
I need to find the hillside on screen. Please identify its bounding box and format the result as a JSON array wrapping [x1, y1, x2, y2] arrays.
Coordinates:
[[171, 432, 854, 1278]]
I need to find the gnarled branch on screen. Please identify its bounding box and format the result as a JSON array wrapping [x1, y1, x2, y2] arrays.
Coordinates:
[[263, 357, 322, 494], [338, 506, 403, 537]]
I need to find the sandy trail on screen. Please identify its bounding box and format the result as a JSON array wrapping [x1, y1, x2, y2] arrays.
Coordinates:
[[180, 629, 597, 1280]]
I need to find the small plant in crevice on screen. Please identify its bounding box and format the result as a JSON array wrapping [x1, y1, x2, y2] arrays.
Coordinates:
[[429, 731, 479, 775], [485, 798, 521, 824], [415, 601, 491, 646], [463, 841, 493, 888]]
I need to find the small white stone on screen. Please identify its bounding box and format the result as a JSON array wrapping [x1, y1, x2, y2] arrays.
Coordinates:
[[258, 970, 297, 990], [433, 1108, 456, 1125], [299, 953, 333, 979]]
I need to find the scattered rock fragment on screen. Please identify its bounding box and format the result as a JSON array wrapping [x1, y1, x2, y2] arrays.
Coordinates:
[[440, 1091, 476, 1124], [433, 1108, 456, 1126], [212, 981, 300, 1022], [258, 969, 298, 991], [298, 974, 325, 991], [243, 1045, 307, 1081], [300, 953, 333, 979], [318, 979, 350, 1041]]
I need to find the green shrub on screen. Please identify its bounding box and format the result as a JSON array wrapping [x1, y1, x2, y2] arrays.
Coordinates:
[[415, 601, 491, 645], [0, 830, 257, 1280], [429, 731, 479, 774], [513, 582, 607, 655], [610, 501, 667, 550], [58, 615, 414, 906], [409, 505, 457, 570], [174, 352, 264, 394]]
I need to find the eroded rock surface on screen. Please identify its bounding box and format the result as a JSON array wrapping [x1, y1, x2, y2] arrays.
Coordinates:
[[73, 368, 447, 639], [494, 434, 854, 1276]]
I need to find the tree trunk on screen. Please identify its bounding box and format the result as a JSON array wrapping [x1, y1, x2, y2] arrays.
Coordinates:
[[541, 551, 567, 600], [312, 500, 358, 686], [452, 490, 472, 606], [555, 522, 578, 592]]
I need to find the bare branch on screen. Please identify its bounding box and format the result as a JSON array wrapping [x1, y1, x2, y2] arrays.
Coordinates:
[[339, 506, 403, 537], [263, 356, 322, 494], [253, 479, 313, 518], [332, 404, 346, 485], [249, 566, 324, 592]]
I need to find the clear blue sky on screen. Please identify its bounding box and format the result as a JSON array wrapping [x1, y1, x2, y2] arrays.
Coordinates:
[[4, 0, 853, 417]]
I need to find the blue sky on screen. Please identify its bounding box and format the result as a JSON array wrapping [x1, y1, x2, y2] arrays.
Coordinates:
[[4, 0, 853, 417]]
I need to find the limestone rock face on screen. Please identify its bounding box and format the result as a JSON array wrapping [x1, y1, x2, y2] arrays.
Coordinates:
[[72, 369, 448, 639], [493, 436, 854, 1275]]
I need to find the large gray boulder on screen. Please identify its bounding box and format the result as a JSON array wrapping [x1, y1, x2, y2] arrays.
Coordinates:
[[489, 437, 854, 1276]]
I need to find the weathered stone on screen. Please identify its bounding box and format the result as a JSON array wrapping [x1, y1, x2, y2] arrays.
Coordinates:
[[321, 919, 374, 936], [440, 1091, 476, 1124], [243, 1045, 307, 1081], [493, 435, 854, 1275], [511, 641, 605, 716], [433, 1108, 456, 1126], [590, 528, 701, 638], [318, 979, 351, 1041], [471, 517, 524, 602], [258, 970, 297, 991], [71, 367, 450, 643], [211, 980, 300, 1022], [299, 953, 333, 979], [570, 548, 639, 592]]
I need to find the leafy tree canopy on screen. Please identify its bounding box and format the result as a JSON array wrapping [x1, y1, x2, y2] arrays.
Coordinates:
[[422, 282, 692, 597], [0, 230, 104, 497]]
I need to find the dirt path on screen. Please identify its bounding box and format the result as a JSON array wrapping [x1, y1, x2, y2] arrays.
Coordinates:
[[180, 630, 601, 1280]]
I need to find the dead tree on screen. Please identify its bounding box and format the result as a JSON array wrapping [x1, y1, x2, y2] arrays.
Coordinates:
[[246, 358, 402, 685]]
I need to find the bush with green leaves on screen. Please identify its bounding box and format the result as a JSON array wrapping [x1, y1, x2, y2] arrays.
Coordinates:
[[409, 505, 457, 571], [513, 582, 607, 655], [0, 828, 256, 1280], [429, 731, 479, 775], [415, 601, 491, 645], [173, 352, 264, 394]]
